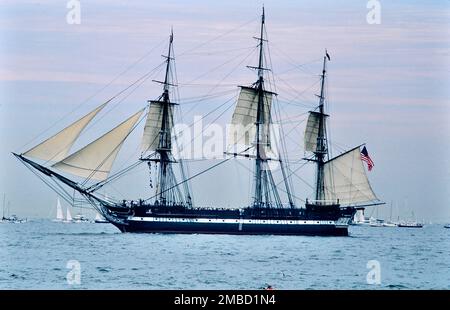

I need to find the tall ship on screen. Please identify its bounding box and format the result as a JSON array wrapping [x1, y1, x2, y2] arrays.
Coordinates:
[[14, 8, 382, 236]]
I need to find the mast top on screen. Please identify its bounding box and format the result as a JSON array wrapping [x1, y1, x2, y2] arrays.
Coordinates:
[[163, 30, 174, 93], [257, 6, 266, 79], [151, 30, 176, 97], [262, 5, 265, 24]]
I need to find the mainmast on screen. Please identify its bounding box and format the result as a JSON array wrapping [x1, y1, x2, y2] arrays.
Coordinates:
[[251, 7, 284, 209], [314, 51, 329, 202]]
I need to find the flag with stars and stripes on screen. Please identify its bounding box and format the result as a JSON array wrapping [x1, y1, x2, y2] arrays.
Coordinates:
[[361, 146, 374, 171]]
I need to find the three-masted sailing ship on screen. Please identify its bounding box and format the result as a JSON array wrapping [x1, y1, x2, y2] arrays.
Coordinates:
[[14, 8, 381, 236]]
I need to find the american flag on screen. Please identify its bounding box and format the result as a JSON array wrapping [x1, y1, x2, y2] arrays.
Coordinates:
[[361, 146, 374, 171]]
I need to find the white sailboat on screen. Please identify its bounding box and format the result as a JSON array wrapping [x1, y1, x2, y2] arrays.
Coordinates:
[[52, 198, 64, 222], [352, 209, 368, 225], [369, 206, 384, 227], [2, 194, 27, 223], [94, 212, 108, 223], [94, 193, 110, 223], [383, 201, 397, 227], [73, 212, 90, 223], [64, 207, 73, 223], [398, 211, 423, 228]]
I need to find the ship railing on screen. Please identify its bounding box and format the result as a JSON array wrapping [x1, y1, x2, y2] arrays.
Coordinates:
[[306, 198, 340, 206]]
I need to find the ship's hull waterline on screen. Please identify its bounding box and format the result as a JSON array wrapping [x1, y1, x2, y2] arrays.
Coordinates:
[[112, 217, 349, 236]]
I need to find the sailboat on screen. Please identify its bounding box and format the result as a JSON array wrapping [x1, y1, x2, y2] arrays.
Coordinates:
[[398, 211, 423, 228], [94, 194, 109, 223], [64, 206, 73, 223], [1, 194, 6, 223], [352, 209, 368, 225], [398, 222, 423, 228], [1, 194, 27, 223], [52, 198, 64, 222], [94, 212, 108, 223], [13, 8, 382, 236], [369, 205, 385, 227], [383, 201, 397, 227]]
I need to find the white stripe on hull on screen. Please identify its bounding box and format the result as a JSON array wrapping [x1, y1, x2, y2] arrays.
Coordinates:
[[127, 216, 348, 227]]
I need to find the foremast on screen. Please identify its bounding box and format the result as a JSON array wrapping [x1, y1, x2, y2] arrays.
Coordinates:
[[314, 52, 329, 203]]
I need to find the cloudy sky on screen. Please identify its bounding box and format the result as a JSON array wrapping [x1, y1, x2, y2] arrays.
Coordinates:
[[0, 0, 449, 222]]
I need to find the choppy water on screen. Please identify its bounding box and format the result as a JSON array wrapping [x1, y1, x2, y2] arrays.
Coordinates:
[[0, 220, 449, 289]]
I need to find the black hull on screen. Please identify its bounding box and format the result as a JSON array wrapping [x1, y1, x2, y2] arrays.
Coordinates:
[[112, 219, 348, 236], [398, 225, 423, 228], [103, 203, 355, 236]]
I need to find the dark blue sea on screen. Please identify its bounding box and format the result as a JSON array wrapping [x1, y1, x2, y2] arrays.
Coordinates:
[[1, 220, 449, 289]]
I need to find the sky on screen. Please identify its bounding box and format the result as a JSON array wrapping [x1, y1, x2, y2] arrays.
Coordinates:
[[0, 0, 449, 222]]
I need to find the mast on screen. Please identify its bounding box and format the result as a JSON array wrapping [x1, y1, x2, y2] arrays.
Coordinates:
[[390, 200, 393, 222], [2, 193, 5, 219], [254, 7, 265, 207], [248, 7, 285, 209], [157, 30, 173, 206], [142, 30, 189, 207], [314, 51, 329, 203]]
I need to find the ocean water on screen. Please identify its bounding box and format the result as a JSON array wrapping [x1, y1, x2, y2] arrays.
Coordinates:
[[0, 220, 449, 289]]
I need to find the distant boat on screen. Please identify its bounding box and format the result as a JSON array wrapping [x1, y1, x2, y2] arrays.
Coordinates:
[[398, 211, 423, 228], [63, 207, 73, 223], [2, 214, 27, 223], [94, 212, 108, 223], [52, 198, 64, 222], [398, 222, 423, 228], [383, 201, 398, 227], [1, 194, 27, 223], [1, 193, 6, 222], [444, 224, 450, 229], [352, 209, 369, 225], [73, 213, 90, 223], [369, 206, 387, 227], [382, 221, 397, 227], [369, 217, 384, 227]]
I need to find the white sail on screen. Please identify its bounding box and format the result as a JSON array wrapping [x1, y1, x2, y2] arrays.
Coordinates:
[[323, 146, 378, 205], [141, 101, 173, 152], [23, 103, 107, 162], [228, 86, 273, 148], [66, 207, 72, 221], [354, 209, 365, 223], [95, 212, 102, 221], [55, 198, 63, 221], [304, 111, 323, 152], [52, 109, 144, 181]]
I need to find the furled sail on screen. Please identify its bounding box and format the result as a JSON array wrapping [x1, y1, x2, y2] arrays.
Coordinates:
[[52, 109, 144, 181], [228, 86, 273, 148], [304, 111, 327, 152], [141, 101, 173, 152], [23, 103, 107, 162], [323, 146, 378, 205]]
